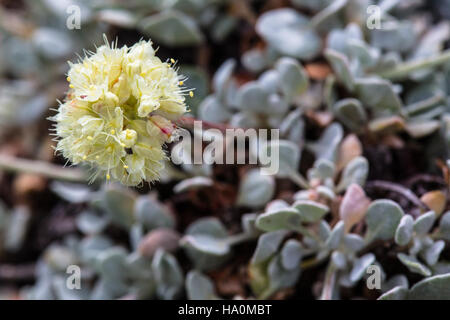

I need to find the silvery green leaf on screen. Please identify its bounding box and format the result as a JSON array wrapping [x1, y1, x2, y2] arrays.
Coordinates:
[[343, 234, 365, 252], [242, 48, 268, 73], [433, 262, 450, 275], [395, 215, 414, 246], [326, 23, 363, 54], [126, 252, 153, 280], [129, 223, 144, 252], [229, 112, 260, 128], [242, 213, 259, 236], [256, 8, 320, 60], [326, 221, 345, 250], [378, 286, 409, 300], [186, 271, 218, 300], [324, 75, 338, 109], [324, 49, 354, 91], [365, 200, 404, 242], [275, 57, 309, 98], [79, 235, 113, 265], [174, 176, 214, 193], [318, 220, 331, 242], [397, 253, 432, 277], [257, 70, 280, 94], [251, 230, 288, 264], [350, 253, 375, 282], [183, 218, 230, 270], [32, 28, 72, 59], [139, 10, 203, 47], [317, 185, 336, 200], [281, 239, 303, 270], [336, 156, 369, 192], [370, 20, 416, 53], [30, 280, 55, 300], [236, 82, 270, 113], [307, 122, 343, 162], [268, 93, 290, 115], [98, 185, 136, 230], [266, 199, 290, 212], [291, 0, 332, 11], [280, 109, 304, 142], [96, 9, 137, 28], [268, 255, 301, 293], [237, 169, 275, 209], [382, 274, 409, 293], [331, 251, 347, 270], [211, 14, 237, 42], [410, 22, 450, 60], [405, 120, 441, 138], [259, 140, 301, 178], [76, 210, 109, 235], [198, 95, 231, 123], [52, 276, 88, 300], [256, 208, 302, 232], [181, 234, 230, 256], [152, 249, 184, 300], [410, 236, 423, 256], [439, 211, 450, 240], [96, 247, 128, 283], [41, 0, 92, 21], [18, 93, 49, 125], [333, 98, 367, 131], [311, 0, 347, 32], [2, 38, 38, 76], [4, 206, 30, 252], [308, 158, 335, 180], [90, 279, 126, 300], [414, 211, 436, 235], [44, 245, 78, 272], [50, 181, 92, 203], [213, 59, 235, 100], [355, 78, 402, 116], [292, 200, 329, 223], [408, 273, 450, 300], [134, 196, 175, 230], [347, 39, 379, 69], [421, 240, 445, 266], [186, 217, 228, 238]]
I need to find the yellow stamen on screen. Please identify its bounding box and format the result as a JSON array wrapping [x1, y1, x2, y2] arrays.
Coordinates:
[[189, 91, 194, 98], [87, 136, 93, 140], [66, 77, 71, 82], [69, 84, 74, 89], [170, 58, 175, 64], [110, 129, 115, 135], [106, 174, 111, 180], [179, 81, 184, 86], [123, 165, 129, 169], [82, 155, 87, 160]]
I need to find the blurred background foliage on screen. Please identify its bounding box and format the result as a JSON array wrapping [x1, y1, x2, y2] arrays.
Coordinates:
[[1, 0, 450, 300]]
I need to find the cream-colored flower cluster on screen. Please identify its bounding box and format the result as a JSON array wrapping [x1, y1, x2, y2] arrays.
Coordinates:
[[51, 37, 190, 186]]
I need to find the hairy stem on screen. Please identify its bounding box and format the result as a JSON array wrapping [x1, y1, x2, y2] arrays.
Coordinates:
[[377, 50, 450, 81], [0, 154, 87, 182], [289, 170, 310, 189], [320, 262, 337, 300]]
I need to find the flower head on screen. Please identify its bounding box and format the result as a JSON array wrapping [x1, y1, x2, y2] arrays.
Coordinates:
[[51, 36, 189, 186]]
